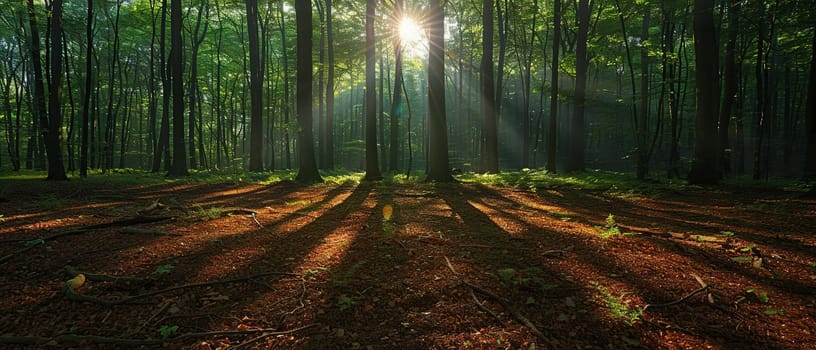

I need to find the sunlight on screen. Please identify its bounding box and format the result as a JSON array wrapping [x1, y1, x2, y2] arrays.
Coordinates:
[[398, 16, 426, 58]]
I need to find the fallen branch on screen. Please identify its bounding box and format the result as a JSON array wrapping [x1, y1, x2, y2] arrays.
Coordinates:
[[0, 216, 172, 265], [121, 227, 179, 236], [0, 323, 318, 346], [443, 256, 555, 346], [64, 265, 147, 286], [643, 273, 713, 312], [65, 271, 301, 307]]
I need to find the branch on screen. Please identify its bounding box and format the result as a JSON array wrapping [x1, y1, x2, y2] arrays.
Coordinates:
[[643, 273, 713, 311]]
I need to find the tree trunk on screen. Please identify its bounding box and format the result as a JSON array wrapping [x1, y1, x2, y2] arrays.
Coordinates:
[[247, 0, 264, 171], [80, 0, 94, 177], [719, 0, 740, 177], [325, 0, 335, 169], [280, 0, 292, 169], [294, 0, 322, 183], [152, 0, 170, 173], [636, 8, 651, 180], [481, 0, 498, 173], [688, 0, 721, 184], [546, 0, 561, 173], [389, 0, 404, 172], [804, 28, 816, 179], [567, 0, 589, 172], [363, 0, 382, 181], [426, 0, 451, 182], [167, 0, 188, 177]]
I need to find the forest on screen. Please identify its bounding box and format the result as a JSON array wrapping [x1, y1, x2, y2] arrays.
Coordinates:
[[1, 0, 815, 349]]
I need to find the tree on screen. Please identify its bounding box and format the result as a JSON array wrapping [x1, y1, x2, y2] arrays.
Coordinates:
[[481, 0, 498, 174], [79, 0, 94, 177], [719, 0, 741, 177], [566, 0, 589, 172], [688, 0, 720, 184], [294, 0, 322, 183], [805, 27, 816, 179], [167, 0, 188, 177], [546, 0, 561, 173], [246, 0, 264, 171], [45, 0, 68, 180], [363, 0, 382, 181], [389, 0, 404, 172], [426, 0, 451, 182], [152, 0, 170, 173], [325, 0, 335, 170]]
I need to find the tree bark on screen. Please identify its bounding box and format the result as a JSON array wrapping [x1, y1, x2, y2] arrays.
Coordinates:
[[426, 0, 451, 182], [688, 0, 721, 184], [804, 28, 816, 179], [481, 0, 498, 173], [294, 0, 322, 183], [546, 0, 561, 173], [567, 0, 589, 172], [363, 0, 382, 181], [247, 0, 264, 171], [389, 0, 404, 172], [719, 0, 740, 177], [325, 0, 335, 169], [167, 0, 188, 177]]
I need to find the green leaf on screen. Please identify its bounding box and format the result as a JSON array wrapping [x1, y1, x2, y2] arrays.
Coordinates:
[[763, 309, 784, 316], [720, 231, 736, 237], [154, 264, 174, 274]]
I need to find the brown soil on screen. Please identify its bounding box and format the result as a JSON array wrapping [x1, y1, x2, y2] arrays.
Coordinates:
[[1, 178, 814, 349]]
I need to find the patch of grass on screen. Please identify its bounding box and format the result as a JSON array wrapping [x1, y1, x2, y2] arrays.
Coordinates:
[[193, 206, 223, 221], [157, 325, 178, 339], [591, 281, 642, 326], [331, 260, 367, 287], [598, 214, 622, 239], [34, 194, 64, 210], [496, 267, 558, 292]]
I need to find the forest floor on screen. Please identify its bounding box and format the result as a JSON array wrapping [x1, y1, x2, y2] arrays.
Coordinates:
[[0, 171, 815, 349]]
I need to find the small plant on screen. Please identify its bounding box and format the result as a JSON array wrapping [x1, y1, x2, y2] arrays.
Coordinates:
[[763, 309, 785, 316], [731, 257, 753, 264], [194, 206, 223, 221], [739, 244, 757, 253], [337, 294, 355, 311], [157, 325, 179, 339], [599, 214, 621, 239], [591, 281, 642, 326], [746, 289, 769, 303], [497, 268, 518, 287], [154, 264, 174, 274], [496, 267, 558, 292], [720, 230, 736, 237]]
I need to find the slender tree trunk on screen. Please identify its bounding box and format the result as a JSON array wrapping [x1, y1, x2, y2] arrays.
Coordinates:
[[80, 0, 94, 177], [719, 0, 740, 177], [363, 0, 382, 181], [167, 0, 188, 176], [325, 0, 335, 169], [389, 0, 404, 172], [481, 0, 498, 173], [804, 28, 816, 179], [688, 0, 721, 184], [280, 0, 292, 169], [568, 0, 589, 172], [247, 0, 264, 171], [426, 0, 451, 182], [188, 0, 208, 170], [25, 0, 48, 173], [152, 0, 170, 173], [636, 8, 651, 180], [546, 0, 561, 173], [294, 0, 322, 182]]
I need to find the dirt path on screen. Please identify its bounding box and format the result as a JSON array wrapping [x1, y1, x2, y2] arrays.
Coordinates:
[[1, 178, 814, 349]]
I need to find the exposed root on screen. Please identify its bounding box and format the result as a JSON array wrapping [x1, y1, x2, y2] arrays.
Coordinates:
[[643, 273, 713, 312]]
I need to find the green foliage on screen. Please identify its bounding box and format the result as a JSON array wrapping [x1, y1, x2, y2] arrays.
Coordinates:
[[154, 264, 174, 275], [599, 214, 622, 239], [731, 257, 753, 264], [496, 267, 557, 292], [157, 325, 179, 339], [746, 289, 770, 303], [591, 281, 642, 326], [720, 231, 736, 237], [194, 206, 223, 221], [336, 294, 355, 311], [763, 309, 785, 316]]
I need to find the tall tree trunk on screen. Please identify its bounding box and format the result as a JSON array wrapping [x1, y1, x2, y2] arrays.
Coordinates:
[[25, 0, 47, 172], [804, 28, 816, 179], [481, 0, 498, 173], [247, 0, 264, 171], [45, 0, 67, 180], [189, 0, 208, 170], [719, 0, 740, 177], [426, 0, 451, 182], [546, 0, 561, 173], [635, 8, 651, 180], [567, 0, 589, 172], [688, 0, 721, 184], [167, 0, 188, 176], [364, 0, 382, 181], [280, 0, 292, 169], [389, 0, 404, 172], [152, 0, 170, 173], [80, 0, 94, 177], [325, 0, 335, 169], [294, 0, 322, 182]]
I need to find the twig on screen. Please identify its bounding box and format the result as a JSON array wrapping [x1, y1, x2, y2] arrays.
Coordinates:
[[121, 227, 179, 236], [643, 274, 712, 311], [127, 302, 171, 337], [66, 271, 301, 307], [250, 213, 263, 228], [0, 324, 318, 346], [469, 288, 505, 326], [65, 265, 148, 285], [443, 256, 555, 346]]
